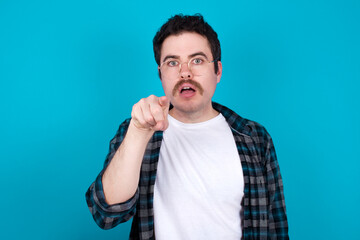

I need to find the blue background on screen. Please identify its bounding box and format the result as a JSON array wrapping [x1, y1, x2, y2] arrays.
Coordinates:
[[1, 0, 359, 239]]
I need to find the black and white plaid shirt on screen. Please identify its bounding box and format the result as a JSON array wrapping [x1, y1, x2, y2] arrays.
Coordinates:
[[86, 102, 289, 240]]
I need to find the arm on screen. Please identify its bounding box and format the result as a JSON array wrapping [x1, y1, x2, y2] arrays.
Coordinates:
[[85, 119, 140, 229], [265, 135, 289, 239], [102, 121, 155, 204], [85, 95, 169, 229]]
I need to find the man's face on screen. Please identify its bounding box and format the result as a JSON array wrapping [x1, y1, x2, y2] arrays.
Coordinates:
[[159, 32, 222, 119]]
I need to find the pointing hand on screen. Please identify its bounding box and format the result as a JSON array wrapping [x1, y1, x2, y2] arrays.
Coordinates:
[[131, 95, 170, 132]]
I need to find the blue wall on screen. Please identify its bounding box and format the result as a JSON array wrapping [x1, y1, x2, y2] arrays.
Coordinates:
[[1, 0, 359, 239]]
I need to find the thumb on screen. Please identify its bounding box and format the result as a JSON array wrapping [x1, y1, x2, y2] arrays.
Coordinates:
[[158, 96, 169, 109], [158, 96, 170, 130]]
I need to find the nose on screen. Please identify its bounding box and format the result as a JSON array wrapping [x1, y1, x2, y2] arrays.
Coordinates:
[[179, 62, 193, 79]]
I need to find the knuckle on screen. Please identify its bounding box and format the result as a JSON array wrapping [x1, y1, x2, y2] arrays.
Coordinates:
[[148, 95, 157, 101], [138, 118, 146, 126], [139, 98, 146, 105], [146, 116, 154, 123]]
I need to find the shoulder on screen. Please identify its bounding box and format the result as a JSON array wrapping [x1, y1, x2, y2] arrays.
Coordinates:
[[242, 118, 272, 145], [214, 102, 271, 136], [213, 102, 273, 149]]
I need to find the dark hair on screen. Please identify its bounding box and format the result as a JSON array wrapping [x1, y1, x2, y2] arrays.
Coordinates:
[[153, 14, 221, 73]]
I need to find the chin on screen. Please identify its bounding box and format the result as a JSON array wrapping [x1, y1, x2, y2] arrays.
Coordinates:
[[171, 100, 205, 114]]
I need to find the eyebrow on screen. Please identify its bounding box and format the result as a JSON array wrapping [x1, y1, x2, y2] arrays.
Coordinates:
[[189, 52, 209, 60], [162, 55, 180, 63], [162, 51, 210, 63]]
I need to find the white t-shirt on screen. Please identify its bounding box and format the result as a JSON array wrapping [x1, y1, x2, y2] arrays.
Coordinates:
[[154, 113, 244, 240]]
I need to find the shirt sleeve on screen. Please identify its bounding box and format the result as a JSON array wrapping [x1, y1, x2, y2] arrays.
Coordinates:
[[85, 118, 138, 230], [265, 134, 289, 239]]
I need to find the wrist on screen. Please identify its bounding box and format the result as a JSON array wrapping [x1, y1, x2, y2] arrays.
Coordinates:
[[128, 119, 155, 140]]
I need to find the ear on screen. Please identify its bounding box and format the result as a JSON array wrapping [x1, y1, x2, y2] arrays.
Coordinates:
[[216, 61, 222, 83], [158, 67, 162, 81]]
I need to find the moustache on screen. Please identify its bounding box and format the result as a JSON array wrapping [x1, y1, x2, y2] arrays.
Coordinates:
[[172, 79, 204, 96]]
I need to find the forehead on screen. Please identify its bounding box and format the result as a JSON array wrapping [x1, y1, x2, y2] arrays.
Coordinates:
[[160, 32, 212, 61]]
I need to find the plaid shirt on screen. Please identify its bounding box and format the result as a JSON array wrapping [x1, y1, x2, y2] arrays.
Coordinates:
[[86, 102, 289, 240]]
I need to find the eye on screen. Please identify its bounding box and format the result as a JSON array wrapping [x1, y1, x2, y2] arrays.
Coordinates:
[[166, 60, 179, 67], [192, 58, 204, 65]]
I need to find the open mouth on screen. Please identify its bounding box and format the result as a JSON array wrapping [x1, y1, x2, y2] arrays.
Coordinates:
[[172, 79, 203, 96], [180, 86, 196, 93]]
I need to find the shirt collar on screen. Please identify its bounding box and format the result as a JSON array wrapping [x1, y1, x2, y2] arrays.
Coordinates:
[[212, 102, 252, 137]]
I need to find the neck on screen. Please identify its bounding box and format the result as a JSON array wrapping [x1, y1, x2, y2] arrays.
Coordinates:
[[169, 105, 219, 123]]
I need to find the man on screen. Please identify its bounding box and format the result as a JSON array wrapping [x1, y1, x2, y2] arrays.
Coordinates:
[[86, 14, 289, 240]]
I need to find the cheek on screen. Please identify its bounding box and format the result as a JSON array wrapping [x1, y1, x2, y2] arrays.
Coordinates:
[[206, 84, 217, 96], [161, 80, 174, 96], [202, 77, 219, 93]]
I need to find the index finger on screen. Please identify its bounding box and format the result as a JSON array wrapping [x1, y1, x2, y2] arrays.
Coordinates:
[[150, 102, 166, 124], [158, 96, 169, 109]]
